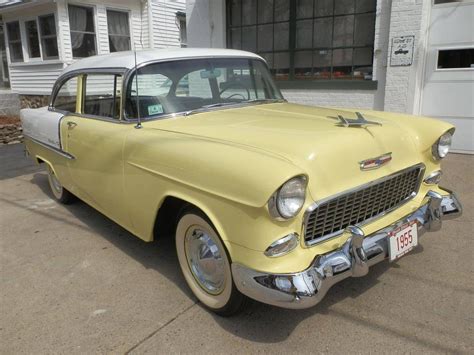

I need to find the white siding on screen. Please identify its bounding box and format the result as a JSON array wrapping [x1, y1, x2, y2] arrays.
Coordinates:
[[1, 2, 66, 94], [8, 63, 65, 95], [150, 0, 185, 49], [2, 0, 185, 95]]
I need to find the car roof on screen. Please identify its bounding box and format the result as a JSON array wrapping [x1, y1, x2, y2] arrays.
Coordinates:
[[61, 48, 263, 76]]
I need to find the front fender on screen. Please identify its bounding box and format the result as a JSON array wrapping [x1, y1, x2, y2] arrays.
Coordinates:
[[122, 128, 303, 241]]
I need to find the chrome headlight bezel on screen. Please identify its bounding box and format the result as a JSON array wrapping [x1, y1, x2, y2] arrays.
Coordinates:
[[264, 233, 299, 257], [432, 129, 454, 160], [268, 175, 308, 220]]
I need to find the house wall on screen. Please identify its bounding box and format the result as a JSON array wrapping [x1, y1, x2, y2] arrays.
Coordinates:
[[186, 0, 432, 115], [1, 0, 185, 98], [2, 2, 64, 95], [150, 0, 186, 48], [383, 0, 431, 114]]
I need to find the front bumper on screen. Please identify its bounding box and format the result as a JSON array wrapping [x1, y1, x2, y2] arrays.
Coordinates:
[[232, 188, 462, 309]]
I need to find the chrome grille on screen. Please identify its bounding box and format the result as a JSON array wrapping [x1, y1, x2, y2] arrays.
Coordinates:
[[304, 165, 423, 245]]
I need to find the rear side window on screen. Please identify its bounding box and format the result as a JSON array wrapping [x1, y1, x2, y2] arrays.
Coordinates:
[[53, 76, 78, 112], [84, 74, 122, 119]]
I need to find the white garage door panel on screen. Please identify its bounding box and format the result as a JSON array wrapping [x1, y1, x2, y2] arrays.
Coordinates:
[[435, 117, 474, 153], [422, 82, 474, 117], [422, 3, 474, 153], [429, 5, 474, 46]]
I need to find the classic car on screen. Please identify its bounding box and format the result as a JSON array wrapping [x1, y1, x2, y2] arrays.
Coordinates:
[[21, 49, 462, 316]]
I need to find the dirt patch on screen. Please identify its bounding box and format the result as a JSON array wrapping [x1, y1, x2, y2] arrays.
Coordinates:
[[0, 115, 21, 125]]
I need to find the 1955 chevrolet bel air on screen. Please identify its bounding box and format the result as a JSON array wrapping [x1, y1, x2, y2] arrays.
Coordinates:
[[21, 49, 462, 315]]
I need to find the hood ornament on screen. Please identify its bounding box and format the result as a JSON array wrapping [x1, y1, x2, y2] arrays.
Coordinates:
[[359, 152, 392, 171], [337, 112, 382, 127]]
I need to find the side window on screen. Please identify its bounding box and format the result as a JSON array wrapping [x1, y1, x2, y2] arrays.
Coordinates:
[[53, 76, 78, 112], [84, 74, 122, 119]]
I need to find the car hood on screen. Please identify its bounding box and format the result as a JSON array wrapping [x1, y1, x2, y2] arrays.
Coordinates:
[[145, 103, 451, 201]]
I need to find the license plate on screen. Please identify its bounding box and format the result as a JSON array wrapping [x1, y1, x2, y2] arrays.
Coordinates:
[[388, 221, 418, 262]]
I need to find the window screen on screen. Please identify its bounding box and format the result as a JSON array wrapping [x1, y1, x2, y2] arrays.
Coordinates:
[[25, 20, 41, 59], [39, 14, 59, 59], [6, 21, 23, 62], [69, 5, 97, 58], [84, 74, 122, 119], [227, 0, 377, 81], [107, 10, 131, 52], [53, 76, 78, 112]]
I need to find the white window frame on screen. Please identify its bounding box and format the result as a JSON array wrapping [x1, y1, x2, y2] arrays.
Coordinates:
[[38, 13, 59, 60], [0, 22, 10, 84], [67, 3, 98, 58], [434, 45, 474, 72], [23, 17, 42, 62], [5, 20, 25, 63], [3, 12, 60, 64], [105, 8, 132, 53]]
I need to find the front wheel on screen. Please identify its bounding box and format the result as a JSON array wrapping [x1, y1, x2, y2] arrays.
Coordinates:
[[175, 208, 247, 316], [46, 164, 75, 204]]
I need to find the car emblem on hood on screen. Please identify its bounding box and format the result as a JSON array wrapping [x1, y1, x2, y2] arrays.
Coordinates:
[[336, 112, 382, 127], [359, 153, 392, 170]]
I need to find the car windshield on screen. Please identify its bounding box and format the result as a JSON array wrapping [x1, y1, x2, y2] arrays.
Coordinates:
[[125, 58, 284, 120]]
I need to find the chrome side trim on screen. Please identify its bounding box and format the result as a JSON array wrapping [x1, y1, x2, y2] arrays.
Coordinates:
[[232, 189, 462, 309], [302, 163, 425, 247], [24, 135, 76, 160]]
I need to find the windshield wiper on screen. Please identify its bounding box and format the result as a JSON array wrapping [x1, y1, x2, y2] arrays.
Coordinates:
[[183, 99, 285, 117], [201, 102, 241, 109], [244, 98, 286, 104]]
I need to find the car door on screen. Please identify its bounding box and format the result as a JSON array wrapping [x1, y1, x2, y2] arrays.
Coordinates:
[[62, 72, 131, 225]]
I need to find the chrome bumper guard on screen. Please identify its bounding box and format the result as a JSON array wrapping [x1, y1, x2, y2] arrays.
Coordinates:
[[232, 189, 462, 309]]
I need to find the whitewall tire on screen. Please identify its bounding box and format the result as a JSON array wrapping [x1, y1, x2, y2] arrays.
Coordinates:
[[46, 164, 75, 204], [175, 208, 247, 316]]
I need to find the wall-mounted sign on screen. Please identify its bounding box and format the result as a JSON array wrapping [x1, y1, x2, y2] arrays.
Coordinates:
[[390, 35, 415, 67]]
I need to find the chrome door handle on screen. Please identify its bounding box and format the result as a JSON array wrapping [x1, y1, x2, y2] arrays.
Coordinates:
[[67, 121, 77, 129]]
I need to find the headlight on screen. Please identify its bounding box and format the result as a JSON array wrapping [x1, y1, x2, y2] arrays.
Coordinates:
[[268, 176, 307, 220], [432, 130, 453, 160]]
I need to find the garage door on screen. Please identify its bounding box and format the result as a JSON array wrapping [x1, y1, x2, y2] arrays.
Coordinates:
[[421, 1, 474, 154]]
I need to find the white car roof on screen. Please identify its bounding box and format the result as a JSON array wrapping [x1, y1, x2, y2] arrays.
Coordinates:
[[61, 48, 262, 76]]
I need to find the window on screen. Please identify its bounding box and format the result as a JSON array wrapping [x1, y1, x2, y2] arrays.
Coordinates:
[[226, 0, 377, 81], [125, 58, 282, 120], [107, 10, 131, 52], [433, 0, 474, 4], [6, 21, 23, 62], [84, 74, 122, 119], [25, 20, 40, 59], [68, 5, 97, 58], [0, 23, 11, 87], [39, 14, 59, 59], [437, 48, 474, 69], [176, 12, 187, 47], [53, 76, 78, 112]]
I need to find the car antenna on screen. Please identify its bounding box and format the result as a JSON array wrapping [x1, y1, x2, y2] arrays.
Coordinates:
[[134, 50, 142, 129]]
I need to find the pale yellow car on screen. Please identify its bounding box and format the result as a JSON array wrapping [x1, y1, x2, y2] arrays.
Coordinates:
[[21, 49, 462, 316]]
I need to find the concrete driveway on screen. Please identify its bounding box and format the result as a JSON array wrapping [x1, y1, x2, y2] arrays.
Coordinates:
[[1, 144, 473, 354]]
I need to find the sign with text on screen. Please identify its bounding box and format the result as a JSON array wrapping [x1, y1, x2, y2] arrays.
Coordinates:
[[390, 36, 415, 67]]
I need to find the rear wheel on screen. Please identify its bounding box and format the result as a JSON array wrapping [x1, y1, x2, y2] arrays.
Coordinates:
[[175, 208, 247, 316], [46, 164, 75, 204]]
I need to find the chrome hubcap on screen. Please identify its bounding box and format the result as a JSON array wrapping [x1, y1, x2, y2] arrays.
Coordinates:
[[184, 227, 226, 295], [47, 166, 62, 194]]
